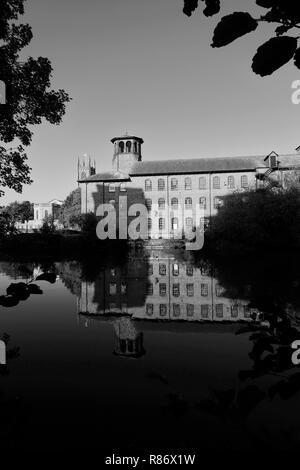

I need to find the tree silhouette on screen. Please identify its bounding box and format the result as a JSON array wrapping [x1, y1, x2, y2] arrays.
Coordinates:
[[182, 0, 300, 76], [0, 0, 70, 196]]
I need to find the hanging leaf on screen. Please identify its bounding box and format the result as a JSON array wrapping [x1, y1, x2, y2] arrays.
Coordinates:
[[36, 273, 56, 284], [211, 12, 258, 48], [252, 36, 298, 76], [183, 0, 198, 17]]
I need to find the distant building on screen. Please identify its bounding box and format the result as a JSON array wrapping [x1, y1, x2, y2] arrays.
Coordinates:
[[16, 199, 63, 231], [78, 134, 300, 239]]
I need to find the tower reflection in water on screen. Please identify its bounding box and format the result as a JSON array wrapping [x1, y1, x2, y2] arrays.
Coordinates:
[[77, 250, 260, 358]]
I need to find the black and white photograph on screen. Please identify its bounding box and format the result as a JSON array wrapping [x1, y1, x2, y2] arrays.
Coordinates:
[[1, 0, 300, 459]]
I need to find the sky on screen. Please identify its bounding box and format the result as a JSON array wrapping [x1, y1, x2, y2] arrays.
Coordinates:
[[1, 0, 300, 204]]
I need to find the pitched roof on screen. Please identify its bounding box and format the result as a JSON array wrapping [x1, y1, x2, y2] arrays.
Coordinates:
[[78, 170, 130, 183], [129, 156, 268, 175]]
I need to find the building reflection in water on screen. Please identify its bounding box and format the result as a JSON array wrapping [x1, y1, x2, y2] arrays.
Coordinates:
[[77, 250, 260, 358], [78, 250, 259, 322]]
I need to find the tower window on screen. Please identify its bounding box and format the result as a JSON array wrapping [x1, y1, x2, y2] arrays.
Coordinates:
[[145, 179, 152, 191], [199, 177, 206, 190], [185, 177, 192, 190], [126, 141, 131, 152], [241, 175, 248, 188], [147, 217, 152, 231], [133, 142, 137, 153], [213, 176, 220, 189], [171, 178, 178, 190], [119, 141, 124, 153], [158, 179, 165, 191]]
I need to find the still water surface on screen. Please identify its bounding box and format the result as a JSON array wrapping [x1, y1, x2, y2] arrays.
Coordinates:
[[0, 250, 299, 451]]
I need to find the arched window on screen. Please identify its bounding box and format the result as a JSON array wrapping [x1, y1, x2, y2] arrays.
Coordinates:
[[120, 182, 126, 192], [185, 197, 192, 209], [185, 217, 193, 228], [148, 218, 152, 232], [199, 177, 206, 190], [119, 141, 124, 153], [213, 176, 220, 189], [159, 218, 165, 230], [199, 197, 206, 209], [158, 198, 165, 210], [185, 177, 192, 190], [214, 197, 222, 209], [145, 179, 152, 191], [241, 175, 248, 188], [108, 183, 115, 192], [171, 178, 178, 190], [126, 141, 131, 152], [158, 178, 165, 191], [171, 217, 178, 230], [145, 198, 152, 211], [171, 198, 178, 209], [133, 141, 137, 153], [228, 176, 235, 188]]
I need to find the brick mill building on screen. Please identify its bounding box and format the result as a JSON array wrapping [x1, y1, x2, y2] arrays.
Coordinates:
[[78, 134, 300, 239]]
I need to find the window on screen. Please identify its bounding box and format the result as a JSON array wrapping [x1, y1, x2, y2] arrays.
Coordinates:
[[147, 283, 153, 295], [213, 176, 220, 189], [148, 264, 153, 276], [160, 304, 167, 316], [228, 176, 235, 189], [186, 283, 194, 297], [121, 283, 127, 295], [119, 141, 124, 153], [173, 283, 180, 297], [200, 217, 209, 230], [126, 140, 131, 152], [158, 178, 165, 191], [171, 217, 179, 230], [185, 177, 192, 190], [244, 306, 251, 318], [187, 304, 194, 316], [185, 197, 192, 209], [173, 304, 180, 317], [159, 218, 165, 230], [145, 179, 152, 191], [159, 263, 166, 276], [216, 304, 224, 318], [109, 283, 117, 295], [231, 305, 238, 318], [215, 284, 223, 297], [185, 217, 193, 229], [214, 197, 222, 209], [172, 263, 179, 276], [110, 268, 116, 276], [241, 175, 248, 188], [201, 283, 208, 296], [159, 283, 167, 297], [45, 210, 48, 218], [199, 177, 206, 190], [199, 197, 206, 209], [186, 266, 193, 277], [146, 304, 153, 316], [145, 198, 152, 211], [36, 210, 38, 220], [121, 303, 127, 313], [201, 304, 209, 318], [171, 198, 178, 209], [148, 218, 152, 231], [120, 182, 126, 192], [158, 198, 165, 210], [171, 178, 178, 190], [108, 183, 115, 192]]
